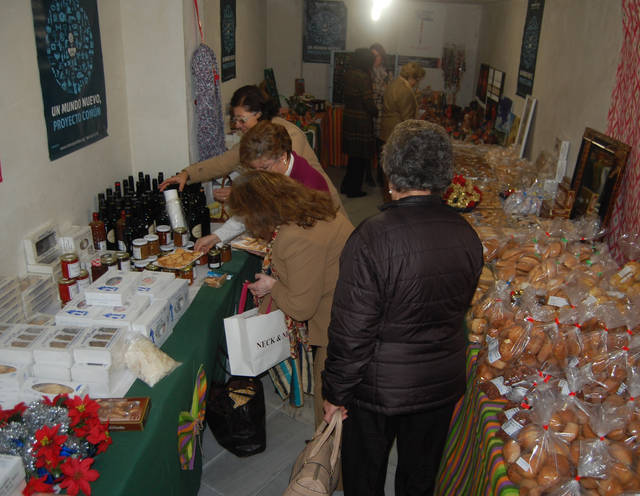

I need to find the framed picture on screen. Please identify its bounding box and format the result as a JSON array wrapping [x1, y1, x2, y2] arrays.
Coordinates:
[[570, 127, 630, 227], [475, 63, 489, 104], [514, 95, 537, 158]]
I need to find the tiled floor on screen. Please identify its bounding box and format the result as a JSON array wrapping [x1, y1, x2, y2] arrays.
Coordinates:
[[197, 166, 390, 496]]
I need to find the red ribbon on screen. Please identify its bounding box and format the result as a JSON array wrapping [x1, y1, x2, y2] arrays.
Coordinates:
[[194, 0, 204, 43]]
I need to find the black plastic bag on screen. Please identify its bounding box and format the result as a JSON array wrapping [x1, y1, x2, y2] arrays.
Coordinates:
[[206, 376, 266, 457]]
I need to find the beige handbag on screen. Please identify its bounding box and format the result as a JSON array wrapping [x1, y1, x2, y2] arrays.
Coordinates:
[[284, 410, 343, 496]]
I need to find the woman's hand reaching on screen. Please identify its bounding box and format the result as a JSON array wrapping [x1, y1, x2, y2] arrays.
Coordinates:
[[247, 273, 276, 298]]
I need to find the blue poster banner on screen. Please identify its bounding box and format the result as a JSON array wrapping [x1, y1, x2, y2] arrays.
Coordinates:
[[303, 0, 347, 64], [220, 0, 236, 81], [31, 0, 108, 161], [517, 0, 545, 97]]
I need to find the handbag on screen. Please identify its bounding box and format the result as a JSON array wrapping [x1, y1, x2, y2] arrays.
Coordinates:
[[205, 376, 266, 457], [284, 411, 343, 496], [223, 282, 289, 377]]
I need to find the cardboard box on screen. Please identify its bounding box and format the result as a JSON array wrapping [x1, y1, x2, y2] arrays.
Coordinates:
[[156, 278, 189, 326], [131, 299, 171, 347], [21, 377, 88, 402], [0, 454, 25, 496], [33, 326, 86, 366], [73, 326, 126, 367], [96, 397, 151, 431], [84, 271, 140, 307]]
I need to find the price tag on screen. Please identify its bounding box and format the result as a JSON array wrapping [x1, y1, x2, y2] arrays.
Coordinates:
[[502, 418, 524, 437], [490, 376, 511, 396], [486, 335, 501, 364], [504, 407, 519, 420], [515, 456, 531, 472], [548, 296, 569, 307]]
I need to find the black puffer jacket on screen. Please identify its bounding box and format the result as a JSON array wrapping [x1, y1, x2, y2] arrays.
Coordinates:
[[322, 195, 483, 415]]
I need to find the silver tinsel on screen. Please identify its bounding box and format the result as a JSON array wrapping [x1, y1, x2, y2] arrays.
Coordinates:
[[0, 400, 95, 478]]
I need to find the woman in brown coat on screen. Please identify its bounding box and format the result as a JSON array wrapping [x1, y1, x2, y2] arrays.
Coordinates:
[[341, 48, 378, 198], [228, 170, 354, 426]]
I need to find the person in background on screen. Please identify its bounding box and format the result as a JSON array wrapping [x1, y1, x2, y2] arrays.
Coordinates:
[[340, 48, 378, 198], [322, 120, 483, 495], [193, 121, 337, 254], [159, 85, 341, 212], [229, 171, 354, 428], [378, 61, 426, 202], [369, 42, 392, 187]]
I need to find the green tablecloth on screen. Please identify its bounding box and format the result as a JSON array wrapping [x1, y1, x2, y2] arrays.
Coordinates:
[[91, 251, 262, 496]]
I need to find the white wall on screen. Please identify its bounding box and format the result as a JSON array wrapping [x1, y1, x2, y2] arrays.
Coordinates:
[[267, 0, 482, 105], [477, 0, 622, 175], [120, 0, 190, 178], [0, 1, 133, 276]]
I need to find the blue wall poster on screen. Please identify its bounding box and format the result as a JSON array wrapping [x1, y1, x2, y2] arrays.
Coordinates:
[[303, 0, 347, 64], [31, 0, 108, 161], [517, 0, 545, 97], [220, 0, 236, 82]]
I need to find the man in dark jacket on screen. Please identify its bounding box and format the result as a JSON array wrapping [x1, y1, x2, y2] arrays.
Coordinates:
[[323, 120, 483, 495]]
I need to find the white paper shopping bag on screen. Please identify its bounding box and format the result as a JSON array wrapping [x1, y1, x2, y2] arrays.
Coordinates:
[[224, 305, 290, 377]]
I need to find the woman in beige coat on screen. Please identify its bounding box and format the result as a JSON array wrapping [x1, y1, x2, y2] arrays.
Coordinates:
[[379, 62, 426, 142], [228, 170, 354, 426]]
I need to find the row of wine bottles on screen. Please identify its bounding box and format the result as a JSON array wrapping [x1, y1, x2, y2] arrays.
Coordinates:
[[89, 171, 211, 254]]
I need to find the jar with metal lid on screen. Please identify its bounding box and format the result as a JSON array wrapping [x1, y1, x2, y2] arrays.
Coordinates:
[[60, 253, 81, 279], [173, 227, 189, 247], [160, 244, 175, 255], [146, 262, 161, 272], [91, 258, 107, 282], [100, 253, 118, 272], [115, 252, 131, 271], [132, 238, 149, 260], [220, 244, 232, 264], [75, 269, 90, 290], [58, 277, 78, 305], [184, 240, 195, 251], [145, 234, 160, 256], [133, 259, 148, 272], [157, 225, 171, 245], [178, 264, 194, 285], [208, 247, 221, 269]]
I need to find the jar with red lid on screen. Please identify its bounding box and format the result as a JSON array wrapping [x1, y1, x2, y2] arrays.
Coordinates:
[[60, 253, 80, 279], [58, 277, 78, 305]]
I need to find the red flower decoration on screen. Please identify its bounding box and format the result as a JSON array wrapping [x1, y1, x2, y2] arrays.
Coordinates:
[[0, 402, 27, 427], [65, 396, 100, 429], [59, 458, 100, 496], [23, 475, 53, 495]]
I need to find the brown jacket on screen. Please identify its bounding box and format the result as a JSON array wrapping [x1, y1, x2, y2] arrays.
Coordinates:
[[259, 212, 354, 347], [380, 77, 417, 142], [183, 117, 344, 215]]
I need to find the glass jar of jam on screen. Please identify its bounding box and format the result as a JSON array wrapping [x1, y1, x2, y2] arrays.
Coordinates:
[[91, 258, 107, 282]]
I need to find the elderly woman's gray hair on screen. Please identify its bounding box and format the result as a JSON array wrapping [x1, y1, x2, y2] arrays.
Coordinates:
[[382, 120, 453, 192]]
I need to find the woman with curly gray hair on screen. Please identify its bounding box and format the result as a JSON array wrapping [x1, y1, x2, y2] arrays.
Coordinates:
[[322, 120, 483, 495]]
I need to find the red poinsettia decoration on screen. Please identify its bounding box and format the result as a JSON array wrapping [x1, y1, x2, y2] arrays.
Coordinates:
[[23, 475, 53, 496], [59, 457, 100, 496], [0, 402, 26, 427]]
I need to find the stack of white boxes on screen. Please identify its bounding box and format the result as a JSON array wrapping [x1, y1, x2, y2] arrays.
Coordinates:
[[0, 277, 25, 324], [0, 454, 26, 496]]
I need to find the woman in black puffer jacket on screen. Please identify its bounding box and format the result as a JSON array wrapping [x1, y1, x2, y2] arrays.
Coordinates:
[[322, 120, 483, 496]]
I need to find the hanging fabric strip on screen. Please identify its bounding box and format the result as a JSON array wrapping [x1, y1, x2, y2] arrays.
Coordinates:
[[194, 0, 204, 43]]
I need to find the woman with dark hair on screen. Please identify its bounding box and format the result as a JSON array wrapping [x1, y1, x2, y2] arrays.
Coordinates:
[[322, 120, 483, 495], [193, 121, 337, 254], [159, 85, 340, 211], [340, 48, 378, 198], [229, 170, 353, 427], [369, 42, 392, 186]]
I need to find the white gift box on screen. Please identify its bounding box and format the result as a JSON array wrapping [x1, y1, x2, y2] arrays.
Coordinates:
[[32, 363, 71, 382], [55, 296, 102, 327], [0, 325, 52, 365], [156, 278, 189, 326], [71, 363, 124, 396], [0, 454, 25, 496], [33, 326, 86, 366], [89, 295, 150, 330], [0, 361, 29, 391], [84, 271, 140, 307], [131, 299, 172, 347], [21, 377, 88, 402], [136, 271, 176, 300], [73, 326, 126, 367]]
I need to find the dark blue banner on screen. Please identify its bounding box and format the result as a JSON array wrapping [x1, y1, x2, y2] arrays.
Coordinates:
[[517, 0, 545, 97], [304, 0, 347, 64], [220, 0, 236, 81], [31, 0, 108, 161]]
